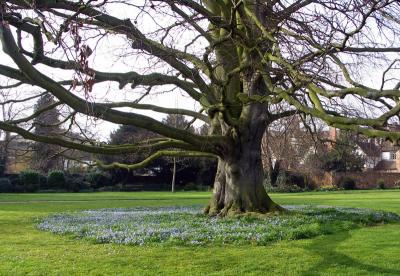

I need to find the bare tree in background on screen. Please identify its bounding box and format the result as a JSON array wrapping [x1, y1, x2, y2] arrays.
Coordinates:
[[0, 83, 40, 174], [1, 1, 400, 216], [262, 115, 327, 185], [162, 114, 195, 192], [0, 86, 15, 174]]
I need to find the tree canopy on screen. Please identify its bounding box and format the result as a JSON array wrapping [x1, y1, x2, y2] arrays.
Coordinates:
[[1, 0, 400, 215]]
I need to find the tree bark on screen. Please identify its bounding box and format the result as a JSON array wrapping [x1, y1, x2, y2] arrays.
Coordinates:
[[205, 154, 281, 216], [205, 116, 282, 216]]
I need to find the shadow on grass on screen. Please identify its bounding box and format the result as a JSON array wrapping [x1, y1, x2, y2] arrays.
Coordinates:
[[301, 227, 400, 275]]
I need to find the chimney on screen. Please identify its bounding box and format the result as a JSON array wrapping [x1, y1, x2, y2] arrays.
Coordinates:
[[329, 127, 338, 142]]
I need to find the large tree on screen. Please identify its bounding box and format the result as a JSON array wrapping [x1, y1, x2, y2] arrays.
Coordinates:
[[1, 1, 400, 216]]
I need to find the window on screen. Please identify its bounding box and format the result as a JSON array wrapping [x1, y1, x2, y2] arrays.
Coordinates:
[[391, 152, 397, 160]]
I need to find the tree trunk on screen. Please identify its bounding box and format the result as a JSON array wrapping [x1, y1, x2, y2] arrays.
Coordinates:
[[205, 130, 282, 216], [204, 71, 283, 216], [171, 157, 176, 193]]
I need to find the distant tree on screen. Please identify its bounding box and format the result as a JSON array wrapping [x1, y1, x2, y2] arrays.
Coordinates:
[[194, 124, 217, 189], [162, 114, 195, 192], [104, 122, 216, 190], [109, 125, 157, 151], [322, 132, 365, 173], [0, 86, 20, 175], [32, 94, 63, 172], [0, 153, 5, 177], [262, 115, 325, 185], [162, 114, 195, 133], [105, 124, 161, 173]]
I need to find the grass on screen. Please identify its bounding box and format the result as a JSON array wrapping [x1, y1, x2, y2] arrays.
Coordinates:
[[1, 190, 400, 275]]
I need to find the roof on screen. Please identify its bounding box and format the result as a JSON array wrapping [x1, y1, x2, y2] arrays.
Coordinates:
[[385, 124, 400, 132], [355, 141, 380, 157], [380, 141, 400, 152], [374, 160, 398, 171]]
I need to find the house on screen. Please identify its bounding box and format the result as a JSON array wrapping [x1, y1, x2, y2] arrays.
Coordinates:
[[60, 132, 95, 172], [354, 140, 381, 170], [0, 132, 94, 174], [370, 141, 400, 172], [328, 127, 400, 172], [0, 135, 32, 174]]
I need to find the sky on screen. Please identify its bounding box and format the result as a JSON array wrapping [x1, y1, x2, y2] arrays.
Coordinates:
[[0, 3, 205, 141], [1, 1, 399, 141]]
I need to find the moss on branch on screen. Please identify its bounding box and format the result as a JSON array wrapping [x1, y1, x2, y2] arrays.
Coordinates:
[[96, 150, 216, 170]]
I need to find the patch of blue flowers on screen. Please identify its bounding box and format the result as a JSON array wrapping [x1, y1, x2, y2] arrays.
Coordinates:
[[37, 205, 400, 246]]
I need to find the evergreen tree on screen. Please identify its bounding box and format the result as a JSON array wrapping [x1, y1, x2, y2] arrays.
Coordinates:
[[32, 94, 63, 173], [322, 132, 365, 173]]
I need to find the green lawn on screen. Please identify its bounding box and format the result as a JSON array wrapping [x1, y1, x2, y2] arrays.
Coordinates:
[[0, 190, 399, 275]]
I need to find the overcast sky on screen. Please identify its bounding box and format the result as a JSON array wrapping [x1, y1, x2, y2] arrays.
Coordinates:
[[1, 2, 399, 141]]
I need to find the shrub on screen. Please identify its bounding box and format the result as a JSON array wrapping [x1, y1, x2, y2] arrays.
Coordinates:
[[340, 177, 356, 190], [265, 183, 304, 193], [47, 170, 66, 189], [64, 174, 91, 192], [98, 186, 116, 192], [0, 178, 13, 193], [85, 171, 112, 188], [0, 163, 5, 177], [67, 178, 82, 192], [376, 179, 385, 189], [114, 183, 125, 191], [394, 180, 400, 189], [287, 172, 307, 188], [19, 170, 40, 192], [39, 174, 48, 189], [196, 184, 211, 192], [316, 186, 341, 192], [264, 170, 315, 192], [182, 182, 198, 191]]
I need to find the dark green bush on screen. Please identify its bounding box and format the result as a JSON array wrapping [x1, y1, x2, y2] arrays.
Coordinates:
[[0, 164, 5, 177], [65, 174, 91, 192], [316, 186, 342, 192], [67, 178, 82, 192], [340, 177, 356, 190], [376, 179, 385, 189], [19, 170, 40, 192], [0, 178, 13, 193], [115, 183, 124, 191], [47, 170, 66, 189], [98, 186, 116, 192], [264, 170, 315, 192], [8, 175, 22, 192], [85, 171, 112, 188], [265, 183, 304, 193], [39, 175, 48, 189], [183, 182, 199, 191]]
